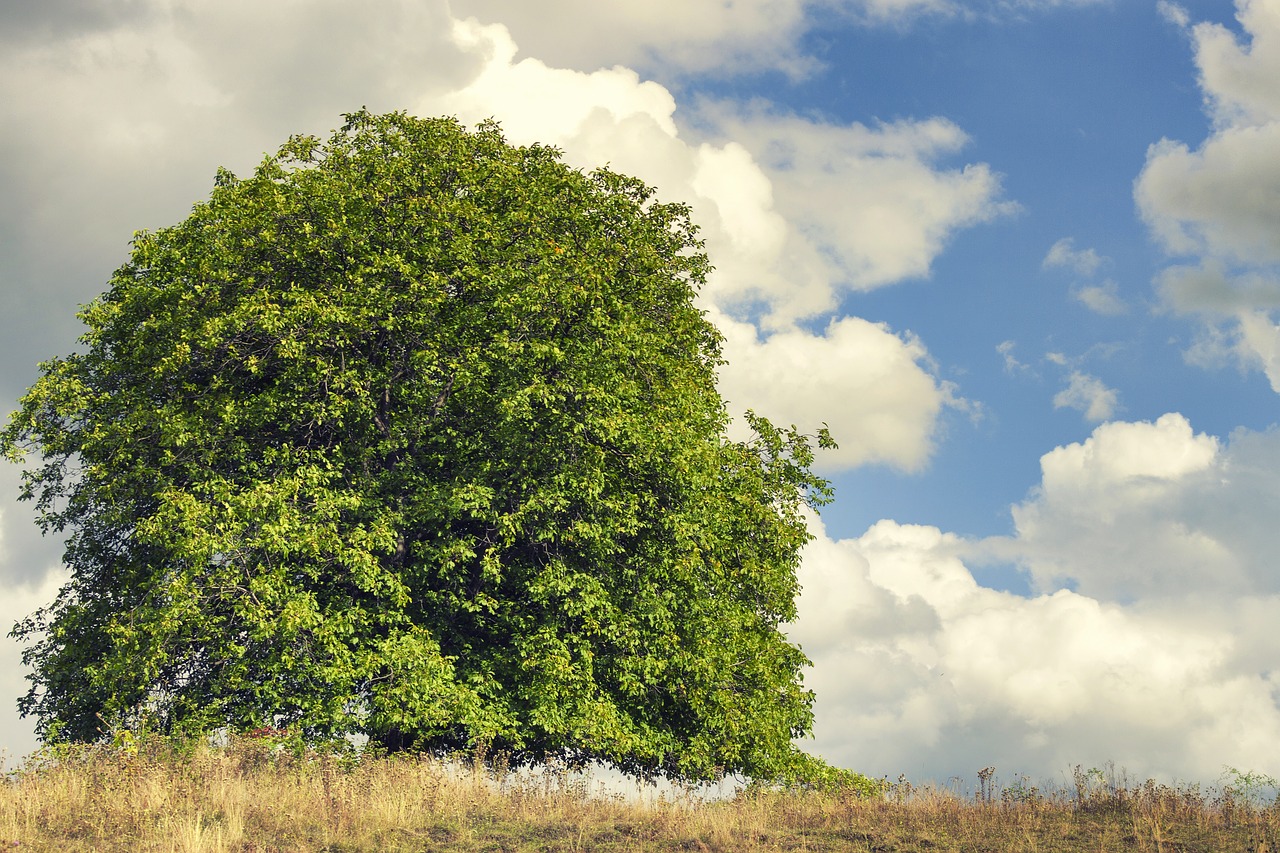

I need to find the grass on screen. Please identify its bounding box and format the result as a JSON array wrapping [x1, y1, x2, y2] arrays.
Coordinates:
[[3, 737, 1279, 852]]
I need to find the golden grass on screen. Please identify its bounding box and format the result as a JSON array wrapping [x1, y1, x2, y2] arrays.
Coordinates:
[[3, 739, 1279, 852]]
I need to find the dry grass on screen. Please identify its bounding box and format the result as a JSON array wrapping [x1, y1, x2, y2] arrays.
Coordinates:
[[3, 739, 1279, 852]]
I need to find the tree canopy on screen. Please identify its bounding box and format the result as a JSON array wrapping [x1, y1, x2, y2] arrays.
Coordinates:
[[2, 110, 837, 783]]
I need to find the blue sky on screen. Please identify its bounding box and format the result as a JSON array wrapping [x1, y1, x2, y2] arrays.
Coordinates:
[[3, 0, 1280, 787]]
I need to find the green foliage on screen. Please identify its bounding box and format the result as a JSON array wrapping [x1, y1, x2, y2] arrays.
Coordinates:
[[2, 110, 837, 784]]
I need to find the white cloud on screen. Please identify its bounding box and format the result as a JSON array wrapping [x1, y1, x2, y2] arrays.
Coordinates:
[[1042, 239, 1127, 315], [793, 414, 1280, 783], [793, 510, 1280, 784], [698, 104, 1015, 325], [1137, 0, 1280, 391], [1052, 371, 1120, 421], [1157, 0, 1191, 29], [992, 414, 1255, 600], [1138, 128, 1280, 267], [997, 340, 1032, 374], [1176, 313, 1280, 393], [1188, 0, 1280, 128], [0, 463, 68, 763], [714, 312, 959, 472], [1043, 237, 1103, 276], [1156, 259, 1280, 316], [431, 24, 1011, 332], [1235, 310, 1280, 392], [0, 571, 65, 764], [427, 20, 994, 475], [1073, 280, 1128, 315]]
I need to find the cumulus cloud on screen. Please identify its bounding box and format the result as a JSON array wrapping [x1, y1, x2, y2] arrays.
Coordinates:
[[1052, 371, 1120, 422], [0, 0, 993, 472], [1138, 129, 1280, 267], [794, 414, 1280, 783], [1157, 260, 1280, 316], [1187, 0, 1280, 129], [431, 21, 1012, 332], [1137, 0, 1280, 388], [714, 312, 960, 472], [987, 413, 1266, 601], [698, 103, 1016, 324]]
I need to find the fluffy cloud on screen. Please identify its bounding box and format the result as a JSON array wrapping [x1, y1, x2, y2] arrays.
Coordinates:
[[0, 0, 996, 461], [1137, 0, 1280, 388], [793, 414, 1280, 783], [1138, 128, 1280, 267], [433, 26, 1012, 329], [986, 413, 1280, 601], [701, 105, 1015, 324], [1052, 371, 1120, 421], [1157, 260, 1280, 315], [714, 312, 959, 471], [1185, 0, 1280, 128]]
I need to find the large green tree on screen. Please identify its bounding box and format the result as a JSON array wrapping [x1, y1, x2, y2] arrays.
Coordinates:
[[3, 110, 837, 783]]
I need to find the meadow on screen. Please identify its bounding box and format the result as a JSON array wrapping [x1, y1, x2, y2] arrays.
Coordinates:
[[3, 734, 1278, 852]]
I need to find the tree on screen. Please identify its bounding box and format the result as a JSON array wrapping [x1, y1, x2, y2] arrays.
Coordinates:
[[2, 110, 837, 783]]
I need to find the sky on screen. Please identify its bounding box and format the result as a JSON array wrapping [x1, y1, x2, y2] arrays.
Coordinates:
[[2, 0, 1280, 789]]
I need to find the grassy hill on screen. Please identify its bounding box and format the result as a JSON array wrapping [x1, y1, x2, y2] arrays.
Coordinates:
[[3, 736, 1278, 851]]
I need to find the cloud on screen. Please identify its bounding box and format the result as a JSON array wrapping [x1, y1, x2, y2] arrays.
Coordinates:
[[714, 313, 960, 472], [453, 0, 818, 78], [1042, 239, 1127, 315], [1156, 259, 1280, 316], [793, 414, 1280, 783], [0, 464, 65, 589], [997, 340, 1033, 375], [697, 103, 1016, 324], [1187, 0, 1280, 129], [0, 570, 66, 764], [1052, 372, 1120, 422], [452, 0, 1113, 78], [991, 413, 1259, 601], [1138, 128, 1280, 267], [1072, 280, 1128, 316], [0, 0, 482, 401], [431, 23, 1012, 333], [1137, 0, 1280, 390], [426, 19, 983, 473], [1157, 0, 1191, 30], [1043, 237, 1103, 276]]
